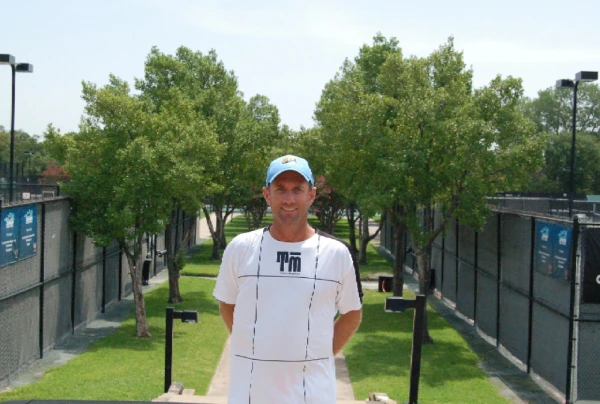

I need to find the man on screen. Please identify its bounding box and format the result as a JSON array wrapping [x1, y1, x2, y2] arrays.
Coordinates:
[[213, 155, 363, 403]]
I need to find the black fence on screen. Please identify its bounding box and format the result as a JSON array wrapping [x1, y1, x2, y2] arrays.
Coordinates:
[[0, 182, 61, 206], [0, 198, 197, 386], [489, 196, 600, 221], [380, 207, 600, 403]]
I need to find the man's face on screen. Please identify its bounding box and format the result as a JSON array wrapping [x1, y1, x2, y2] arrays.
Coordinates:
[[263, 171, 316, 227]]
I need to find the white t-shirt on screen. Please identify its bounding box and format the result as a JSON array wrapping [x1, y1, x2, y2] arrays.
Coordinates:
[[213, 227, 363, 404]]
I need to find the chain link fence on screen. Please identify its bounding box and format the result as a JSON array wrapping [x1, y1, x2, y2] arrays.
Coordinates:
[[382, 205, 600, 403], [0, 198, 197, 386]]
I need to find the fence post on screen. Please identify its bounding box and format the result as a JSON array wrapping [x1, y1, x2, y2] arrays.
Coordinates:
[[71, 231, 77, 334], [526, 216, 536, 373], [153, 234, 158, 276], [455, 219, 459, 301], [496, 213, 502, 347], [440, 233, 445, 299], [473, 230, 479, 326], [101, 246, 106, 313], [39, 202, 46, 359], [565, 215, 580, 404], [118, 246, 123, 301]]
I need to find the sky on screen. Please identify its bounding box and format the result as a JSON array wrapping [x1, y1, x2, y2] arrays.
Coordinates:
[[2, 0, 600, 139]]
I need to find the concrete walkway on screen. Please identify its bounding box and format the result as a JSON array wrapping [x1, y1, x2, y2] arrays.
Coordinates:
[[183, 212, 361, 403]]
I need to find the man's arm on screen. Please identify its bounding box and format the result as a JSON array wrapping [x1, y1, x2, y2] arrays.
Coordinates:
[[219, 302, 235, 334], [333, 309, 362, 355]]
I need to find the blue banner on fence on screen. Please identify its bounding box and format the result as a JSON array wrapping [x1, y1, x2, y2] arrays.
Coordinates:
[[18, 205, 37, 260], [535, 221, 572, 281], [1, 208, 18, 266], [0, 205, 38, 267]]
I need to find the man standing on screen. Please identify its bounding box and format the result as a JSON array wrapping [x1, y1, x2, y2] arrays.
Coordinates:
[[213, 155, 363, 403]]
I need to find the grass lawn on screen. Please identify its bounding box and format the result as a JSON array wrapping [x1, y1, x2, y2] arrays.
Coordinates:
[[1, 213, 510, 403], [346, 289, 509, 403], [0, 277, 228, 402]]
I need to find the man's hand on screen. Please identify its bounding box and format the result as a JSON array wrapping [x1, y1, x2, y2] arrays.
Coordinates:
[[333, 309, 362, 355], [219, 302, 235, 334]]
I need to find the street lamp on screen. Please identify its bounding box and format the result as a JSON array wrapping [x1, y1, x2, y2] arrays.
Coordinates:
[[1, 54, 34, 202], [556, 71, 598, 218]]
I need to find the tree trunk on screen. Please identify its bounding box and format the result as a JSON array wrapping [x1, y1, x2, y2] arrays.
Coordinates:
[[218, 213, 226, 249], [358, 217, 370, 264], [390, 204, 406, 297], [219, 203, 235, 249], [203, 205, 222, 260], [345, 205, 359, 256], [121, 240, 151, 338], [415, 251, 434, 344], [412, 202, 435, 344], [165, 209, 182, 304]]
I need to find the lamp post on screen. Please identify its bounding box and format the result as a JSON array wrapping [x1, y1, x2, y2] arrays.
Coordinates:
[[385, 295, 426, 404], [164, 307, 198, 393], [1, 54, 34, 202], [556, 71, 598, 217]]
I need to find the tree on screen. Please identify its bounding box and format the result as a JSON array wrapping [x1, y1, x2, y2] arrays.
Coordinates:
[[57, 76, 169, 337], [521, 84, 600, 193], [235, 95, 281, 231], [539, 132, 600, 194], [0, 127, 49, 179], [54, 70, 221, 335], [312, 175, 346, 234], [375, 38, 544, 342], [316, 35, 544, 343], [315, 34, 401, 273], [523, 84, 600, 136], [200, 93, 280, 258], [38, 161, 70, 184], [135, 46, 225, 302]]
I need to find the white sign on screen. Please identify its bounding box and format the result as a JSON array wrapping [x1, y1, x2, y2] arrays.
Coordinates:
[[22, 192, 31, 200]]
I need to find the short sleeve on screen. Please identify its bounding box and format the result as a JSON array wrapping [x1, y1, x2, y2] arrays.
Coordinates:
[[336, 251, 363, 315], [213, 239, 240, 304]]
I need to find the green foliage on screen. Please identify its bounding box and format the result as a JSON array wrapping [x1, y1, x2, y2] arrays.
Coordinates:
[[536, 131, 600, 194], [0, 126, 53, 178], [63, 76, 170, 246], [317, 34, 544, 239], [523, 83, 600, 136], [311, 175, 346, 234], [521, 83, 600, 194]]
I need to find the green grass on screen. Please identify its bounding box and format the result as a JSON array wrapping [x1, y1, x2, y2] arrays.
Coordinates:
[[346, 290, 509, 403], [1, 214, 510, 403], [182, 214, 272, 277], [0, 277, 228, 402]]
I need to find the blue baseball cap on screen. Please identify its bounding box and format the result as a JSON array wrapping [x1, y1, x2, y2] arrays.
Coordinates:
[[265, 155, 314, 187]]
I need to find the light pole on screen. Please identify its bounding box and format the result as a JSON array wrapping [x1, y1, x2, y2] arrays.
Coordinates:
[[1, 54, 34, 202], [556, 71, 598, 217]]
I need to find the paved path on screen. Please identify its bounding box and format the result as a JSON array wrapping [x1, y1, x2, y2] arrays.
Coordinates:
[[196, 212, 358, 402]]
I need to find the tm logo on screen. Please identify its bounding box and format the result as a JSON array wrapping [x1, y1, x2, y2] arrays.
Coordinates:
[[277, 251, 301, 273]]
